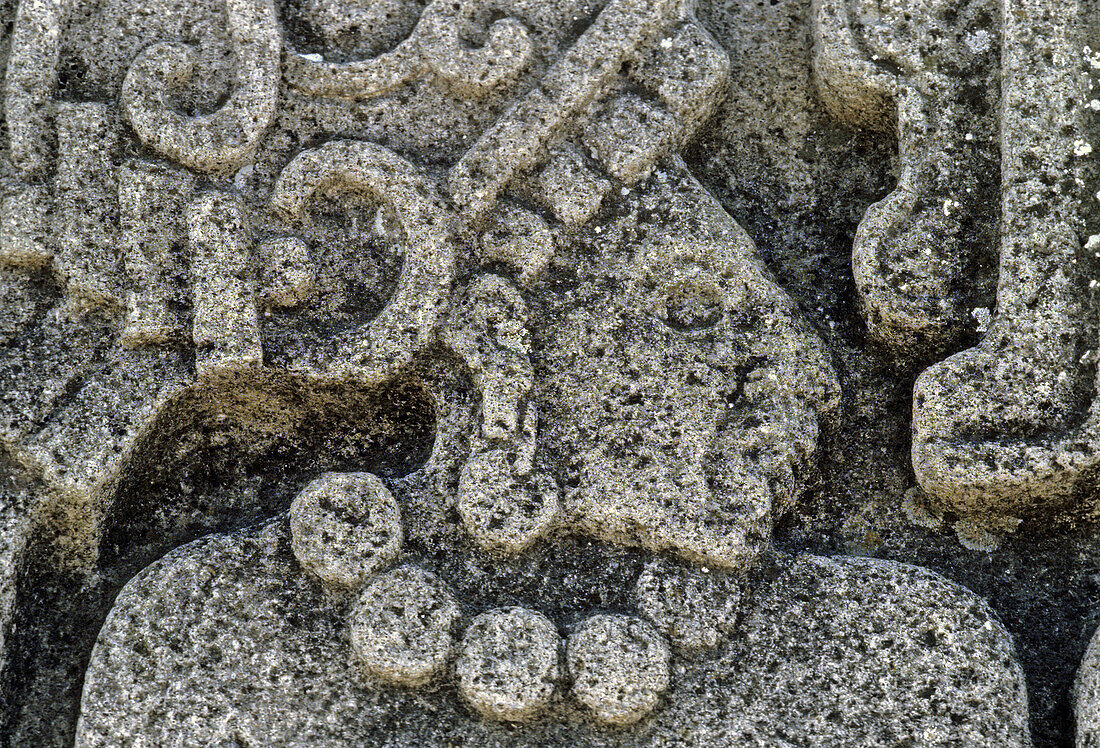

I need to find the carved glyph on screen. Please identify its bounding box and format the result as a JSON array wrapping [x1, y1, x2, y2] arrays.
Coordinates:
[[907, 0, 1098, 546], [813, 0, 1000, 350], [120, 0, 281, 173], [814, 0, 1100, 551]]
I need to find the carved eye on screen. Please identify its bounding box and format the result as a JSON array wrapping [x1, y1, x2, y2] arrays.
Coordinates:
[[659, 277, 725, 331]]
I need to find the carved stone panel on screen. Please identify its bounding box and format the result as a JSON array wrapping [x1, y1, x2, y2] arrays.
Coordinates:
[[5, 0, 1100, 745]]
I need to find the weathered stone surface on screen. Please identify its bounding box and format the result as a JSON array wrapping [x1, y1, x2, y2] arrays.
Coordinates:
[[730, 554, 1031, 747], [2, 0, 1095, 743], [634, 558, 740, 650], [349, 565, 460, 687], [566, 613, 671, 726], [456, 606, 561, 721], [813, 0, 999, 350], [447, 274, 560, 555], [536, 161, 837, 571], [905, 0, 1099, 549], [289, 471, 402, 589], [1077, 624, 1100, 747], [74, 520, 1030, 745]]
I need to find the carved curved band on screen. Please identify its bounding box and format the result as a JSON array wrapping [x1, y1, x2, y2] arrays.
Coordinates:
[[450, 0, 681, 219], [121, 0, 281, 173], [283, 42, 422, 99], [416, 2, 533, 96], [270, 140, 456, 384], [284, 0, 533, 99]]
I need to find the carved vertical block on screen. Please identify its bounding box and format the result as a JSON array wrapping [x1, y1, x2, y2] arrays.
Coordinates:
[[54, 102, 121, 307], [911, 0, 1093, 544], [0, 186, 50, 269], [119, 160, 195, 347], [5, 0, 62, 182], [187, 192, 262, 376]]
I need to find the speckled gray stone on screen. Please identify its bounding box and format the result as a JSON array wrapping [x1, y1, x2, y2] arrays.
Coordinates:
[[455, 606, 561, 721], [1077, 624, 1100, 747], [74, 519, 1030, 746], [349, 565, 461, 688], [0, 0, 1083, 743], [634, 558, 740, 651], [289, 471, 403, 590], [566, 614, 671, 726], [728, 553, 1031, 747]]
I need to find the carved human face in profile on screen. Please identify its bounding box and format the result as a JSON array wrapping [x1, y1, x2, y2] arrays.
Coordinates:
[[534, 178, 827, 572]]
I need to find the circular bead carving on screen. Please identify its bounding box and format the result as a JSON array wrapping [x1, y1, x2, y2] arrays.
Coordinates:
[[349, 566, 461, 687], [456, 606, 561, 721], [290, 471, 402, 590], [567, 613, 670, 726]]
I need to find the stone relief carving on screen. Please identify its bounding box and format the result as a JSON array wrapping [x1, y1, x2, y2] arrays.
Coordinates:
[[0, 0, 1085, 743], [1077, 624, 1100, 746], [120, 0, 282, 173], [814, 0, 1100, 559], [911, 0, 1093, 550], [813, 0, 1000, 351]]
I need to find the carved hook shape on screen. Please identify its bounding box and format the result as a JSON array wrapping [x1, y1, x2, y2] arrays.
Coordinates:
[[416, 1, 534, 97], [284, 0, 533, 100], [270, 140, 456, 384], [812, 0, 999, 350], [121, 0, 281, 173]]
